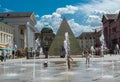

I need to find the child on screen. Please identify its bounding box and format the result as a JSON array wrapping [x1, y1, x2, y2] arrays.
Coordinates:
[[85, 49, 91, 64], [67, 55, 73, 69]]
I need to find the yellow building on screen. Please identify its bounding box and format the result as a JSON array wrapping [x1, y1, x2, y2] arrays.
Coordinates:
[[0, 22, 13, 49], [0, 12, 36, 49]]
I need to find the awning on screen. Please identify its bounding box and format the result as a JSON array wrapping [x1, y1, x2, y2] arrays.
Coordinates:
[[0, 48, 15, 51], [0, 45, 6, 48]]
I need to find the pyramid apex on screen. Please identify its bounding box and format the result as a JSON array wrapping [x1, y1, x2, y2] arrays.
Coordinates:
[[48, 17, 81, 56], [60, 17, 69, 27], [63, 17, 67, 21]]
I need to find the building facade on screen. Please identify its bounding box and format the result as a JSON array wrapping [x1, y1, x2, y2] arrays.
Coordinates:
[[0, 12, 36, 49], [94, 29, 101, 48], [102, 12, 120, 50], [76, 32, 95, 51], [0, 22, 14, 55]]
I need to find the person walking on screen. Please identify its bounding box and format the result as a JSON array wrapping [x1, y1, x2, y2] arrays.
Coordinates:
[[1, 51, 4, 62], [115, 44, 119, 55], [2, 50, 7, 62], [12, 50, 15, 59], [61, 46, 65, 58], [85, 49, 91, 64]]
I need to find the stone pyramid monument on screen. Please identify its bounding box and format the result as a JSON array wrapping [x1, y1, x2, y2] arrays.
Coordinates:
[[48, 18, 80, 56]]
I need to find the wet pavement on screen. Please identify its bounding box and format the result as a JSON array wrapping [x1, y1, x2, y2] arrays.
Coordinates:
[[0, 55, 120, 82]]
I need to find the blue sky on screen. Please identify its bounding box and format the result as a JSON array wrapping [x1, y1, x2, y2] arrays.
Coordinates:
[[0, 0, 89, 17], [0, 0, 120, 36]]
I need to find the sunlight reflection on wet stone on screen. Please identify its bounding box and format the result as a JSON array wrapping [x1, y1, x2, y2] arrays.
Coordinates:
[[0, 60, 120, 82]]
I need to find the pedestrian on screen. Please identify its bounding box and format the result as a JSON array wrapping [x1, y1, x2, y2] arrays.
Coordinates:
[[115, 44, 119, 55], [85, 49, 91, 64], [1, 51, 4, 62], [67, 54, 73, 69], [82, 50, 85, 57], [44, 60, 48, 67], [2, 50, 7, 62], [109, 48, 112, 56], [61, 46, 65, 58], [12, 50, 15, 59]]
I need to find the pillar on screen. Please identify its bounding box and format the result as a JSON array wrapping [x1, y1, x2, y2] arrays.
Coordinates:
[[14, 25, 19, 49]]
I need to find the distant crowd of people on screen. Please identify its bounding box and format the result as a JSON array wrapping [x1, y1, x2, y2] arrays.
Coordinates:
[[0, 50, 7, 62], [113, 44, 120, 55], [0, 48, 26, 62]]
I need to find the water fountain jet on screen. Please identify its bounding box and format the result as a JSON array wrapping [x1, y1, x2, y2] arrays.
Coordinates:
[[99, 27, 114, 79], [90, 46, 95, 64], [64, 32, 70, 71]]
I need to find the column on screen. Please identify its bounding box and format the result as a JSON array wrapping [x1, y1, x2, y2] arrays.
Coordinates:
[[26, 22, 30, 48], [14, 25, 19, 49], [26, 22, 35, 49], [1, 33, 3, 43]]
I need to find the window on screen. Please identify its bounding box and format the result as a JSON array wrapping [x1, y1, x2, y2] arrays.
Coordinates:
[[1, 33, 2, 42], [86, 45, 88, 48], [20, 39, 24, 48], [2, 26, 3, 31], [81, 40, 83, 43], [5, 27, 7, 32], [80, 37, 82, 39], [112, 27, 116, 32], [112, 39, 117, 44], [20, 29, 24, 35], [4, 34, 5, 43], [0, 33, 2, 43], [1, 26, 3, 31], [81, 45, 83, 48], [119, 37, 120, 43]]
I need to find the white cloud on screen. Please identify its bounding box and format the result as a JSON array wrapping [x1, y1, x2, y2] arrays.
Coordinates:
[[35, 14, 40, 18], [56, 5, 78, 14], [78, 0, 120, 26], [35, 5, 79, 35], [52, 12, 61, 18], [42, 14, 52, 19], [0, 5, 13, 12], [68, 19, 97, 36], [35, 21, 44, 31], [36, 0, 120, 36], [36, 12, 62, 33], [87, 15, 101, 26], [79, 0, 120, 15], [115, 9, 120, 13], [4, 8, 13, 12]]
